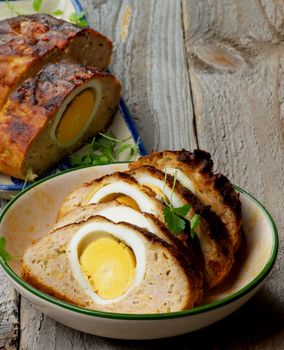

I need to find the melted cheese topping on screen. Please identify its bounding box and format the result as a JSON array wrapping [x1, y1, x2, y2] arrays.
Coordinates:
[[56, 89, 95, 145], [79, 236, 136, 299]]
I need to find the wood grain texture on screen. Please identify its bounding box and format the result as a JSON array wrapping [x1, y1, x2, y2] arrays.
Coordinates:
[[181, 0, 284, 348], [82, 0, 197, 151], [0, 0, 283, 349], [0, 199, 19, 350]]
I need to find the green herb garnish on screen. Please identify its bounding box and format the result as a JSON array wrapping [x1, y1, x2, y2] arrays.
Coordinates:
[[6, 0, 64, 18], [163, 171, 200, 237], [32, 0, 42, 12], [6, 0, 87, 25], [0, 236, 12, 263], [50, 9, 64, 16], [190, 214, 201, 239], [71, 132, 141, 167], [69, 11, 88, 27], [5, 0, 30, 15], [164, 204, 191, 235]]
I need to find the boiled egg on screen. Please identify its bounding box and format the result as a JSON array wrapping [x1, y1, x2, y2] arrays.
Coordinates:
[[69, 219, 146, 305], [129, 166, 186, 209], [86, 173, 165, 222], [56, 201, 175, 246], [162, 167, 196, 195], [50, 80, 102, 148]]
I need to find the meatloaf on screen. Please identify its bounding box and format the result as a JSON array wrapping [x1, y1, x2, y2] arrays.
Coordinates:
[[0, 14, 113, 110], [0, 61, 121, 180]]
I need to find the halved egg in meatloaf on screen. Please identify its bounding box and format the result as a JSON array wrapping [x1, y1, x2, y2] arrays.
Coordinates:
[[58, 165, 232, 289], [0, 14, 113, 109], [55, 200, 204, 301], [129, 150, 242, 252], [0, 61, 121, 179], [128, 165, 234, 289], [57, 172, 165, 223], [22, 216, 202, 312]]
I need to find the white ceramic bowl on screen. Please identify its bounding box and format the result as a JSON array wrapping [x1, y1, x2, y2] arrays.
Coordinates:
[[0, 164, 278, 340]]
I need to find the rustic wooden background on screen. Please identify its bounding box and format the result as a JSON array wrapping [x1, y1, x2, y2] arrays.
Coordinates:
[[1, 0, 284, 349]]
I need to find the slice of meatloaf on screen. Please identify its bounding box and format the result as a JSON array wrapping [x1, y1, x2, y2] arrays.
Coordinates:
[[128, 165, 234, 289], [0, 61, 121, 179], [57, 172, 165, 223], [0, 14, 113, 109], [22, 216, 202, 313], [129, 150, 242, 252]]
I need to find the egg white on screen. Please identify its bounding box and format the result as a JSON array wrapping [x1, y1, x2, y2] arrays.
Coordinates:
[[133, 174, 184, 208], [88, 181, 159, 216], [69, 220, 146, 305], [50, 80, 102, 148], [96, 205, 157, 233], [162, 167, 196, 194]]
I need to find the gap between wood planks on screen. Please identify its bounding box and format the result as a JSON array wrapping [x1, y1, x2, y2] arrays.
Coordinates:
[[180, 0, 200, 150]]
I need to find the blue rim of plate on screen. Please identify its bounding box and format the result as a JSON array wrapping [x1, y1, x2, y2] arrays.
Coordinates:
[[0, 163, 279, 321], [0, 0, 147, 192]]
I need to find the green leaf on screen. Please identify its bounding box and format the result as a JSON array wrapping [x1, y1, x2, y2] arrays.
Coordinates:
[[50, 9, 64, 16], [71, 154, 83, 166], [0, 236, 11, 263], [190, 214, 201, 239], [32, 0, 42, 12], [0, 236, 6, 251], [70, 11, 85, 20], [70, 131, 140, 168], [69, 11, 88, 27], [164, 206, 186, 236], [5, 0, 30, 15], [173, 204, 191, 217], [1, 251, 11, 263], [117, 143, 132, 156], [190, 214, 201, 230]]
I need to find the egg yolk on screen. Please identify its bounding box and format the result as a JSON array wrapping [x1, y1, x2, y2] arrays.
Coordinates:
[[56, 88, 95, 145], [144, 184, 166, 200], [99, 194, 140, 211], [79, 236, 136, 299]]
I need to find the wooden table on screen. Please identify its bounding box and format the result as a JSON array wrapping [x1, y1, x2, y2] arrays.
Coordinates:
[[1, 0, 284, 348]]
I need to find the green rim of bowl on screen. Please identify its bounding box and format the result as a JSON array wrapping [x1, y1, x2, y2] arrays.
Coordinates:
[[0, 163, 279, 320]]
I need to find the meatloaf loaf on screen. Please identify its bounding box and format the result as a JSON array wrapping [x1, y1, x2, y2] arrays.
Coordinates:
[[0, 14, 113, 109], [0, 61, 121, 180]]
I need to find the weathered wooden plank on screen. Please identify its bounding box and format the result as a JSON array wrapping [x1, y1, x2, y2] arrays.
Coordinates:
[[0, 199, 19, 350], [83, 0, 197, 151], [181, 0, 284, 348]]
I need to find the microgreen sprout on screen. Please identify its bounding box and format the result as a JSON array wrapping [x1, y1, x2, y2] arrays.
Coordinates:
[[163, 171, 200, 237], [71, 132, 141, 167]]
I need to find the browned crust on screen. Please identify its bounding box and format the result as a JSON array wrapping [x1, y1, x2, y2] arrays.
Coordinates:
[[177, 149, 241, 218], [0, 14, 113, 108], [146, 213, 205, 286], [85, 171, 146, 188], [129, 150, 242, 251], [128, 165, 234, 289], [128, 165, 231, 245], [83, 171, 160, 202], [0, 61, 120, 179]]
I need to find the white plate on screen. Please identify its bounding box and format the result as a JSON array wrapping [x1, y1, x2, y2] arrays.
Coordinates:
[[0, 0, 146, 199], [0, 163, 278, 339]]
